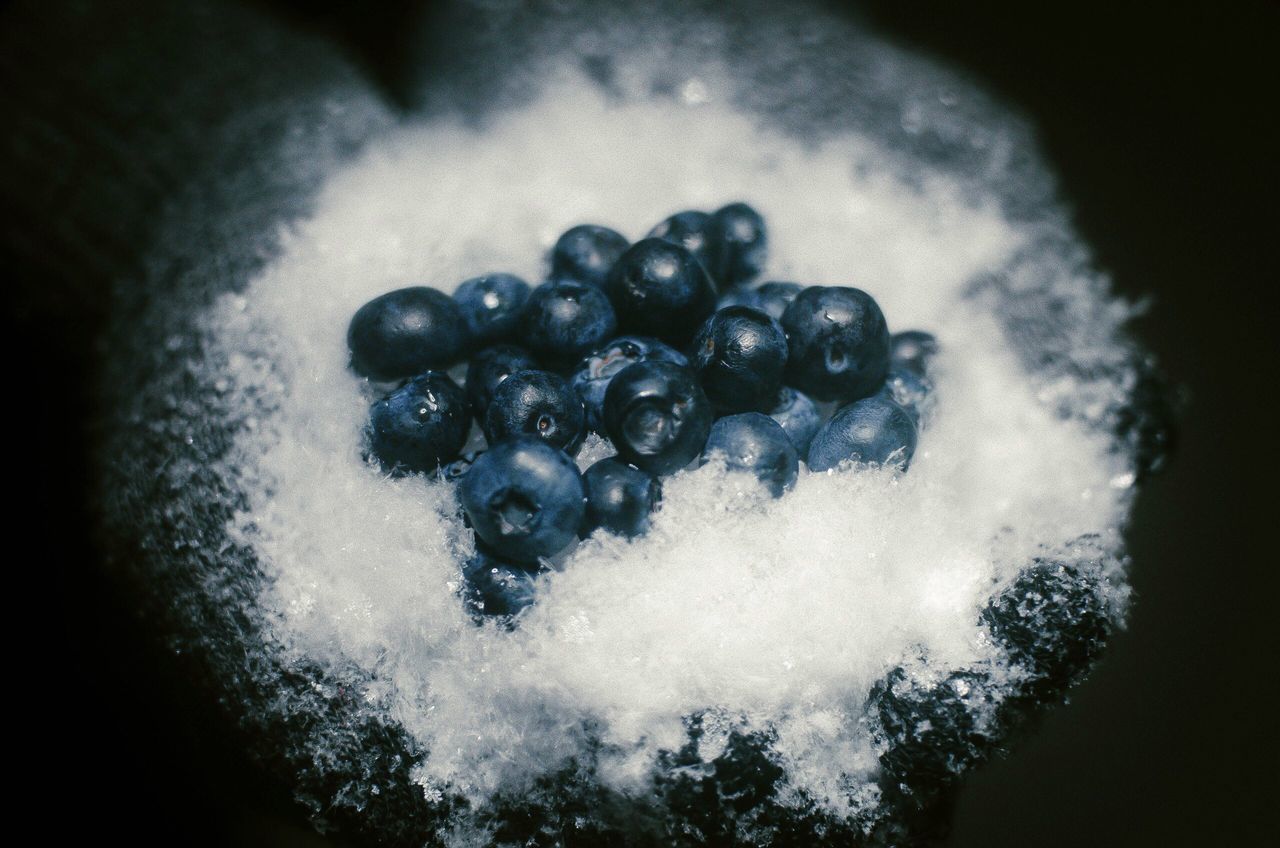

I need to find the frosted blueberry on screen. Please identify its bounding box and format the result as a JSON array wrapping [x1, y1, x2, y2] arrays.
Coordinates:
[[767, 386, 821, 455], [876, 366, 933, 426], [700, 412, 798, 498], [807, 394, 917, 471], [461, 551, 542, 620]]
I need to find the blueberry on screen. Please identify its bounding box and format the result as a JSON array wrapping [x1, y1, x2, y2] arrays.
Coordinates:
[[550, 224, 629, 289], [807, 394, 917, 472], [570, 335, 688, 432], [700, 413, 798, 498], [603, 360, 713, 476], [690, 306, 788, 414], [648, 210, 726, 286], [440, 449, 483, 483], [767, 386, 821, 455], [484, 369, 586, 455], [458, 436, 586, 563], [713, 202, 767, 286], [581, 457, 661, 539], [461, 550, 541, 619], [781, 286, 891, 402], [368, 372, 471, 475], [876, 366, 933, 426], [347, 287, 469, 381], [608, 238, 717, 345], [517, 280, 617, 370], [453, 273, 530, 347], [465, 344, 539, 423], [890, 330, 939, 375], [715, 281, 799, 321]]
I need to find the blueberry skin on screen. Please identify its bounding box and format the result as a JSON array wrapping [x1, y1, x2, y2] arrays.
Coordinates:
[[781, 286, 891, 402], [484, 369, 587, 455], [570, 335, 688, 432], [608, 238, 718, 345], [689, 306, 788, 414], [461, 550, 541, 619], [768, 386, 821, 455], [876, 366, 933, 426], [603, 360, 713, 476], [458, 436, 586, 563], [713, 202, 768, 287], [550, 224, 629, 290], [453, 273, 530, 348], [648, 210, 726, 287], [465, 344, 539, 423], [890, 330, 939, 375], [581, 457, 662, 539], [367, 372, 471, 475], [700, 413, 798, 498], [517, 280, 618, 370], [807, 394, 918, 472]]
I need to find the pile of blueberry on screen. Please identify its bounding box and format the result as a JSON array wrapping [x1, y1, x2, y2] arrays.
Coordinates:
[[347, 204, 936, 620]]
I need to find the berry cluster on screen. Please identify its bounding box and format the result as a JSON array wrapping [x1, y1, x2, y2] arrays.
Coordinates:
[[347, 204, 936, 620]]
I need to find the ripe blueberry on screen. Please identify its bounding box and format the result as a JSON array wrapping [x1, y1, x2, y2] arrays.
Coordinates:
[[713, 202, 767, 286], [348, 287, 469, 381], [551, 224, 629, 289], [781, 286, 891, 402], [690, 306, 788, 414], [458, 436, 586, 563], [368, 372, 470, 475], [603, 360, 713, 476], [606, 238, 717, 345], [453, 273, 530, 348], [581, 457, 661, 539], [484, 369, 587, 455], [517, 280, 617, 370], [717, 281, 800, 321]]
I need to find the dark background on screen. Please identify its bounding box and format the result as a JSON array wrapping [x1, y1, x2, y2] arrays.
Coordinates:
[[7, 1, 1274, 845]]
